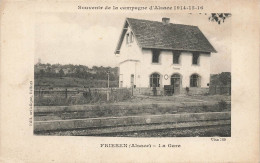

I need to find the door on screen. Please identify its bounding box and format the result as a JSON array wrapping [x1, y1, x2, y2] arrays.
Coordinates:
[[171, 74, 181, 94]]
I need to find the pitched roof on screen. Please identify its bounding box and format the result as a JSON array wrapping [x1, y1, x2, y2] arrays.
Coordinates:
[[115, 18, 217, 54]]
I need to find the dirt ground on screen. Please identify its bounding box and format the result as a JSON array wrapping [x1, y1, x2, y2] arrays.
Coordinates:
[[99, 125, 231, 137], [37, 124, 231, 137], [116, 94, 231, 106]]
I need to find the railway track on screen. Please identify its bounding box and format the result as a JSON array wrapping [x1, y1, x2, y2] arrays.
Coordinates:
[[34, 110, 231, 136], [34, 120, 231, 136]]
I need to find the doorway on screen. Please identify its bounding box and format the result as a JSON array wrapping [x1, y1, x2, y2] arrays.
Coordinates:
[[171, 74, 181, 94]]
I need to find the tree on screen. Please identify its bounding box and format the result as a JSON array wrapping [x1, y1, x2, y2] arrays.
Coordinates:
[[59, 69, 64, 78], [39, 69, 45, 77], [189, 13, 231, 24], [209, 13, 231, 24], [75, 67, 81, 78], [219, 72, 231, 85]]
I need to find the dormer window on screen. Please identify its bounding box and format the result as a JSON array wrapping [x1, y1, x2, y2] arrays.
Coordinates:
[[192, 52, 200, 65], [173, 51, 181, 64], [152, 49, 160, 63]]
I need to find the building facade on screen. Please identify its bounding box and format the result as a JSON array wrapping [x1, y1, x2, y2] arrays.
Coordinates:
[[115, 18, 217, 95]]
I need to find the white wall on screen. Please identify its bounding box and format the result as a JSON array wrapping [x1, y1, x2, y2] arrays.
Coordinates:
[[117, 27, 142, 87], [117, 27, 211, 88], [138, 50, 211, 88], [119, 61, 141, 87], [117, 27, 142, 63]]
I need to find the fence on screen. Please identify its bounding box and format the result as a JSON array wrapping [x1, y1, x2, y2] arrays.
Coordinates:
[[34, 88, 132, 106], [209, 85, 231, 95], [35, 89, 85, 98]]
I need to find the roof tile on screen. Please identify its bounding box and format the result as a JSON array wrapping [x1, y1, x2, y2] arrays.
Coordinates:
[[125, 18, 217, 53]]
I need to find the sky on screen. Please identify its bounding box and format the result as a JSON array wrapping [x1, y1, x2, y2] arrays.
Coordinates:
[[35, 13, 231, 74]]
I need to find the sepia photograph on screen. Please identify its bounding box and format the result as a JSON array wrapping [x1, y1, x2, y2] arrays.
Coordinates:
[[1, 0, 259, 162], [33, 13, 232, 137]]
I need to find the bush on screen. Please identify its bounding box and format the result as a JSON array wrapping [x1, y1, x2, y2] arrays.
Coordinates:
[[185, 87, 190, 95], [93, 106, 105, 117], [152, 104, 158, 108], [217, 100, 227, 111]]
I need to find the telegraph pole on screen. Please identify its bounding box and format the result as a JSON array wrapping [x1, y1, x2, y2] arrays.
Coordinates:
[[107, 70, 110, 88], [107, 69, 110, 101]]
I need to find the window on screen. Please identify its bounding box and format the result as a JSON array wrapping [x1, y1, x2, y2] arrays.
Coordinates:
[[190, 74, 200, 87], [126, 32, 134, 44], [173, 51, 181, 64], [152, 49, 160, 63], [130, 32, 134, 43], [126, 33, 129, 44], [192, 52, 199, 65], [150, 73, 160, 87]]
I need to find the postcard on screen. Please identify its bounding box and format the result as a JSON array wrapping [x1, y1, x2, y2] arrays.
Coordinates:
[[0, 0, 259, 162]]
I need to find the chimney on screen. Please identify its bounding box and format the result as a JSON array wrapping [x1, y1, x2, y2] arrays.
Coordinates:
[[162, 17, 170, 25]]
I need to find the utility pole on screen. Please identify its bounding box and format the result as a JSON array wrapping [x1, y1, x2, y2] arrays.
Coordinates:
[[107, 69, 110, 101], [108, 70, 110, 88]]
